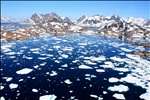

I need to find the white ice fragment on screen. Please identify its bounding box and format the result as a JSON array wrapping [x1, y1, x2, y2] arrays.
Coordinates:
[[110, 56, 125, 62], [50, 71, 57, 76], [113, 93, 125, 100], [9, 83, 18, 89], [108, 77, 119, 83], [61, 64, 68, 67], [32, 88, 38, 92], [108, 84, 129, 92], [120, 74, 141, 84], [120, 48, 132, 52], [96, 69, 105, 72], [0, 97, 5, 100], [40, 62, 47, 66], [78, 65, 93, 69], [90, 94, 98, 98], [26, 57, 33, 60], [0, 86, 4, 90], [84, 60, 97, 65], [64, 79, 72, 84], [6, 77, 13, 82], [39, 94, 57, 100], [113, 68, 129, 72], [61, 54, 68, 58], [140, 92, 150, 100], [91, 56, 106, 61], [33, 65, 39, 69], [16, 68, 33, 75], [38, 57, 47, 60]]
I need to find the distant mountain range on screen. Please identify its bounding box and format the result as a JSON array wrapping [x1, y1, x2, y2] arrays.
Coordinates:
[[1, 13, 150, 28]]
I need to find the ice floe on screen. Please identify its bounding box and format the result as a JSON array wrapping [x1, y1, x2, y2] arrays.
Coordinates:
[[61, 64, 68, 67], [9, 83, 18, 89], [113, 68, 129, 72], [32, 88, 38, 92], [120, 48, 132, 52], [16, 68, 33, 75], [78, 65, 93, 69], [0, 97, 5, 100], [64, 79, 72, 84], [108, 77, 119, 83], [96, 69, 105, 73], [108, 84, 129, 92], [91, 56, 106, 61], [90, 94, 98, 98], [6, 77, 13, 82], [39, 94, 57, 100], [50, 71, 57, 76], [113, 93, 125, 100], [110, 56, 125, 62], [0, 86, 4, 90], [140, 92, 150, 100]]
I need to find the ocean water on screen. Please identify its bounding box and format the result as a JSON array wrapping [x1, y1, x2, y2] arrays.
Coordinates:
[[1, 34, 150, 100]]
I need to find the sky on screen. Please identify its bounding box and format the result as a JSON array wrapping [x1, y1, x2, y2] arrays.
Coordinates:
[[1, 1, 150, 20]]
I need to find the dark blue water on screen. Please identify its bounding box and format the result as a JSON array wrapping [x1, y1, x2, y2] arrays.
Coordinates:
[[1, 34, 149, 100]]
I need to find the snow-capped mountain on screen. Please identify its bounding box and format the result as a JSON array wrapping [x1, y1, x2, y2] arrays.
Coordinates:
[[26, 12, 73, 25], [1, 17, 24, 23], [123, 17, 145, 26], [76, 14, 125, 27]]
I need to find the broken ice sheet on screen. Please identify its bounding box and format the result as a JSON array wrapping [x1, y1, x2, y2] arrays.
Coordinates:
[[16, 68, 33, 75], [108, 84, 129, 92], [39, 94, 57, 100], [113, 93, 125, 100], [9, 83, 18, 89], [64, 79, 72, 84], [50, 71, 58, 76], [78, 65, 93, 69]]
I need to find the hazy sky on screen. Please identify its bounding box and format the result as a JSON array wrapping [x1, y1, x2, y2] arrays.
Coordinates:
[[1, 1, 150, 20]]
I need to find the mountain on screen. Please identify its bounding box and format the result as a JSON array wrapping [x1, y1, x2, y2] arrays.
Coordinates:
[[1, 17, 25, 23], [76, 14, 125, 26], [26, 12, 73, 25], [123, 17, 144, 26]]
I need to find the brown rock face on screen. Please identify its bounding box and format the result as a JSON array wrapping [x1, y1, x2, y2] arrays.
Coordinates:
[[128, 41, 150, 48], [133, 51, 150, 58]]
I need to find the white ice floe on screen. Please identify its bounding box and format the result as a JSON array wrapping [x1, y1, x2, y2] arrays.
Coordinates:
[[64, 79, 72, 84], [40, 62, 47, 66], [78, 43, 88, 46], [120, 74, 141, 85], [38, 57, 47, 60], [91, 56, 106, 61], [61, 54, 68, 58], [30, 48, 40, 51], [84, 60, 97, 65], [16, 68, 33, 75], [33, 65, 39, 69], [25, 57, 33, 60], [108, 77, 119, 83], [96, 69, 105, 73], [113, 68, 129, 72], [110, 56, 125, 62], [90, 94, 98, 98], [108, 84, 129, 92], [61, 64, 68, 67], [113, 93, 125, 100], [140, 92, 150, 100], [9, 83, 18, 89], [6, 77, 13, 82], [120, 48, 132, 52], [0, 86, 4, 90], [39, 94, 57, 100], [0, 97, 5, 100], [100, 61, 114, 68], [62, 47, 73, 51], [72, 60, 79, 63], [32, 88, 38, 92], [126, 54, 140, 61], [78, 65, 93, 69], [50, 71, 58, 76]]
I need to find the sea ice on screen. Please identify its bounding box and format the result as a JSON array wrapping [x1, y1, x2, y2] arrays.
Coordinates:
[[6, 77, 13, 82], [113, 93, 125, 100], [110, 56, 125, 62], [0, 86, 4, 90], [0, 97, 5, 100], [50, 71, 57, 76], [32, 88, 38, 92], [91, 56, 106, 61], [39, 94, 57, 100], [90, 94, 98, 98], [96, 69, 105, 73], [108, 77, 119, 83], [61, 64, 68, 67], [108, 84, 129, 92], [9, 83, 18, 89], [140, 92, 150, 100], [120, 48, 132, 52], [64, 79, 72, 84], [113, 68, 129, 72], [16, 68, 33, 75], [78, 65, 93, 69]]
